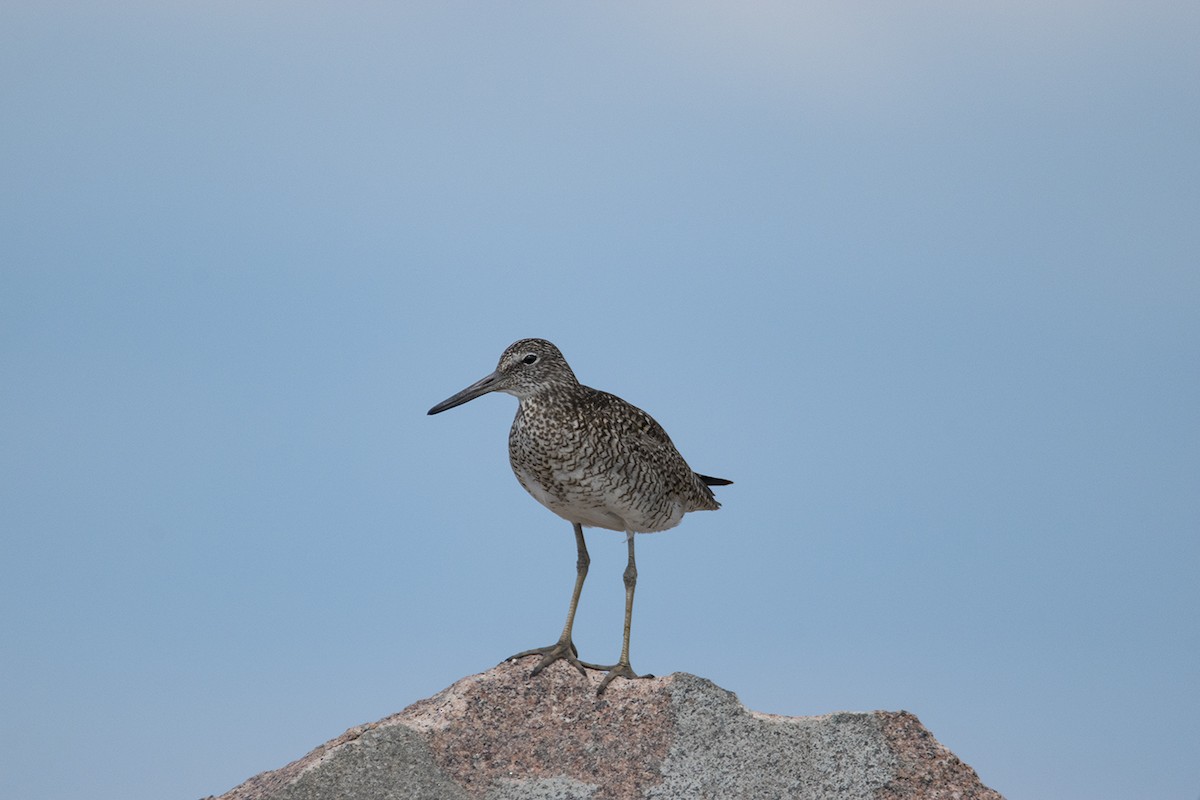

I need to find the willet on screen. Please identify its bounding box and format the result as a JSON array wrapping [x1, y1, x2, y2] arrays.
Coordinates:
[[428, 338, 730, 693]]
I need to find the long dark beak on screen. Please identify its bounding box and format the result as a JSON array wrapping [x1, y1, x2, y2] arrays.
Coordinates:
[[427, 371, 502, 415]]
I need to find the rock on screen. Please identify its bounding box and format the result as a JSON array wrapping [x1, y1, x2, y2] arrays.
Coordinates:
[[212, 658, 1002, 800]]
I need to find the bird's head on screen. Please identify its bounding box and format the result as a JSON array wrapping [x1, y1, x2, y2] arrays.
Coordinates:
[[427, 338, 579, 414]]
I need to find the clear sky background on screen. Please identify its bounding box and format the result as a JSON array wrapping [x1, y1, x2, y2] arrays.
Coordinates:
[[2, 3, 1197, 799]]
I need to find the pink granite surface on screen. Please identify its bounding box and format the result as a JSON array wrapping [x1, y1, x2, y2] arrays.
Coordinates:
[[214, 658, 1003, 800]]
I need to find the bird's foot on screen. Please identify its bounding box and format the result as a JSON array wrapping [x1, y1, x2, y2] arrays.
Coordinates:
[[506, 639, 586, 678], [578, 659, 653, 695]]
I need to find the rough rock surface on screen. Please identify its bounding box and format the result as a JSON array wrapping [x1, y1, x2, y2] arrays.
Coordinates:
[[212, 658, 1002, 800]]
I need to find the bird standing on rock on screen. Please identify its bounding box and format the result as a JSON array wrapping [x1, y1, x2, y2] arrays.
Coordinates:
[[428, 338, 731, 694]]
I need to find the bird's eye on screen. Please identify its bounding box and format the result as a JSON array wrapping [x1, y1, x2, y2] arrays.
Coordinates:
[[522, 353, 539, 365]]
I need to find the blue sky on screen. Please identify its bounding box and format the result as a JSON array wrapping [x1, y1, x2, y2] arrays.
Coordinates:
[[2, 3, 1197, 799]]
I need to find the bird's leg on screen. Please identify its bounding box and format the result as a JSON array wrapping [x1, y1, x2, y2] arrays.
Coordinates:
[[581, 532, 652, 694], [507, 522, 589, 677]]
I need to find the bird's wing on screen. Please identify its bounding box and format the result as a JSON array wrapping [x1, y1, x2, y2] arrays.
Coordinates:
[[585, 389, 683, 459]]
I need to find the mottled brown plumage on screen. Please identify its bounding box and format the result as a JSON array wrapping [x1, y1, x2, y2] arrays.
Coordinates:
[[428, 338, 730, 693]]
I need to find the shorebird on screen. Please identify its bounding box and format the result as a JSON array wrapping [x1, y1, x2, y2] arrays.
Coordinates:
[[427, 338, 730, 693]]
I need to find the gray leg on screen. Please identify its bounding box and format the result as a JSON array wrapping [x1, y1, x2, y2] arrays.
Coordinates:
[[617, 533, 637, 665], [582, 532, 652, 694], [507, 522, 589, 677]]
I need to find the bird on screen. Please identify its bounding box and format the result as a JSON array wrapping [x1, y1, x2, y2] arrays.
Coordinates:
[[427, 338, 730, 694]]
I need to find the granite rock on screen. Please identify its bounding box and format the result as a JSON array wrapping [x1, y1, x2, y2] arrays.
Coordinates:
[[212, 659, 1002, 800]]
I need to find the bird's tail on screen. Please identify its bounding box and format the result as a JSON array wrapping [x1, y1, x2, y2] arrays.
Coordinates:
[[697, 473, 733, 487]]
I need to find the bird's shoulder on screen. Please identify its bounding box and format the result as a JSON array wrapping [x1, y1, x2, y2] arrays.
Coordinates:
[[574, 385, 677, 452]]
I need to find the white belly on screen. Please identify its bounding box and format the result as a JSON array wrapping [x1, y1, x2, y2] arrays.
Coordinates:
[[513, 464, 681, 533]]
